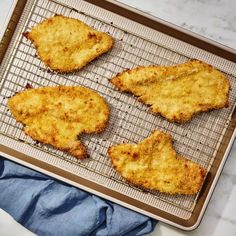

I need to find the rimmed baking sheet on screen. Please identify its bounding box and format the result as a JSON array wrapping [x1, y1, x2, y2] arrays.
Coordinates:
[[0, 0, 236, 230]]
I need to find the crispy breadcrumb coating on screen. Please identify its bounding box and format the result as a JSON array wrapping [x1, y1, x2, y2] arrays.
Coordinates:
[[24, 15, 114, 73], [108, 130, 206, 195], [111, 60, 229, 122], [8, 86, 109, 159]]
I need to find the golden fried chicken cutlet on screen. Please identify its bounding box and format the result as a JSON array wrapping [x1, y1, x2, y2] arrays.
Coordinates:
[[8, 86, 109, 159], [23, 15, 114, 73], [108, 131, 206, 195], [111, 60, 229, 122]]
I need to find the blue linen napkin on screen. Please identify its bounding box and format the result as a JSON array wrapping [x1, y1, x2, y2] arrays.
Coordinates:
[[0, 156, 157, 235]]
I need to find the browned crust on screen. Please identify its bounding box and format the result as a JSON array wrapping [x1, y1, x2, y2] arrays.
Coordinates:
[[23, 15, 114, 73], [108, 145, 206, 195], [110, 60, 230, 123], [108, 130, 207, 195], [8, 86, 110, 159]]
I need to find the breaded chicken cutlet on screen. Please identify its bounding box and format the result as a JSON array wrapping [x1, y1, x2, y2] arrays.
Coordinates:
[[23, 15, 114, 73], [8, 86, 109, 159], [111, 60, 229, 122], [108, 130, 206, 195]]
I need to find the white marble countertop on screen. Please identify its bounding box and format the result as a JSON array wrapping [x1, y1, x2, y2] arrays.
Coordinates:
[[0, 0, 236, 235], [118, 0, 236, 50]]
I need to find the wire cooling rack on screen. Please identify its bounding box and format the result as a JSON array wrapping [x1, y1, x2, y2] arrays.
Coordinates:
[[0, 0, 236, 221]]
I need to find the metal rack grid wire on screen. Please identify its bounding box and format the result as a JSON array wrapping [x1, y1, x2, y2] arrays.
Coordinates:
[[0, 0, 236, 215]]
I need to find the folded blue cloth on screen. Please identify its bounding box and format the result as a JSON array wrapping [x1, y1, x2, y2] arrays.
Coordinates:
[[0, 156, 157, 235]]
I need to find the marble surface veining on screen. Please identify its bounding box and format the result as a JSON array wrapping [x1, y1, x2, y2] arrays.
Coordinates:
[[117, 0, 236, 235], [0, 0, 235, 235], [118, 0, 236, 50]]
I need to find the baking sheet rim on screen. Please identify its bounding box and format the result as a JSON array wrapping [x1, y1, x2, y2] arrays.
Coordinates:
[[0, 0, 236, 230]]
